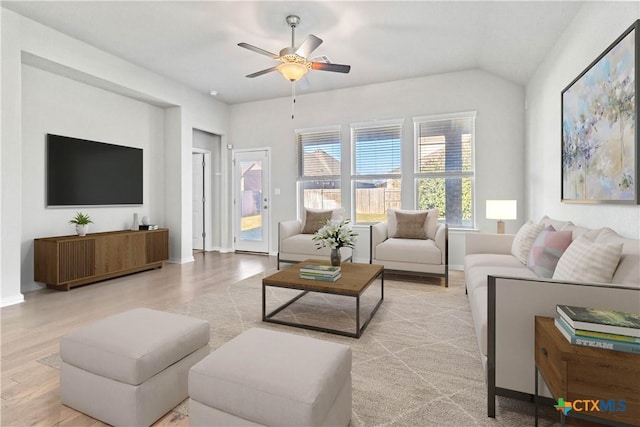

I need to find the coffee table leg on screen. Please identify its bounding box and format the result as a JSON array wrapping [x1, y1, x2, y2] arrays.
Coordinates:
[[356, 296, 361, 338], [262, 282, 266, 321]]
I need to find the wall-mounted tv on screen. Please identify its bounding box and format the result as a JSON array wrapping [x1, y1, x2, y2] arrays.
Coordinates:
[[47, 134, 143, 206]]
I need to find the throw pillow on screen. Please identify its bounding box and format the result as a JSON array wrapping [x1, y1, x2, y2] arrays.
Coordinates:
[[511, 221, 545, 264], [526, 226, 573, 278], [392, 211, 428, 239], [553, 235, 623, 283], [301, 209, 332, 234], [387, 208, 439, 240]]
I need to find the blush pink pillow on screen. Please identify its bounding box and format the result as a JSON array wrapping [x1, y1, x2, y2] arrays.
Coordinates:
[[526, 226, 573, 278]]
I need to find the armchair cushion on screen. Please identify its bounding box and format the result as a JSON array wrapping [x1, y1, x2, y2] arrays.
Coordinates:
[[375, 238, 442, 265], [301, 209, 333, 234], [392, 211, 428, 239], [387, 208, 438, 240]]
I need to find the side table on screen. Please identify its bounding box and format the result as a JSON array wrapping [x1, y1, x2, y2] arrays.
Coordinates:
[[534, 316, 640, 427]]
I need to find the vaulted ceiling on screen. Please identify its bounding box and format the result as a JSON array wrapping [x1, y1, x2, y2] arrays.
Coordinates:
[[1, 1, 584, 104]]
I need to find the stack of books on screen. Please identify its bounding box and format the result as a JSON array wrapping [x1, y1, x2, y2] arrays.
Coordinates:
[[298, 264, 341, 282], [554, 305, 640, 354], [139, 224, 159, 230]]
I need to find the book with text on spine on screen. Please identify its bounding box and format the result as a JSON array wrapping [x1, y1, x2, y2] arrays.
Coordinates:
[[554, 316, 640, 354], [556, 305, 640, 338], [299, 273, 342, 282]]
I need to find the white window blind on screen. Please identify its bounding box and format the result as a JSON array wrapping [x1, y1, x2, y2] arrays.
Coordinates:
[[296, 127, 342, 210], [352, 124, 402, 177], [414, 112, 476, 228], [351, 121, 403, 223]]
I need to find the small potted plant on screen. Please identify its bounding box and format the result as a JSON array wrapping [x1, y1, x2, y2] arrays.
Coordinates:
[[69, 212, 93, 236]]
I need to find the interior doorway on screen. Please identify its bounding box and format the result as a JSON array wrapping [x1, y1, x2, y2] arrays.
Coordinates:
[[192, 152, 207, 251], [192, 129, 221, 252]]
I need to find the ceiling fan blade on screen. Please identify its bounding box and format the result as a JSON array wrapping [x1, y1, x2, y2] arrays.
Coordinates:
[[295, 34, 323, 58], [246, 66, 279, 78], [297, 76, 311, 90], [311, 62, 351, 73], [238, 42, 279, 59]]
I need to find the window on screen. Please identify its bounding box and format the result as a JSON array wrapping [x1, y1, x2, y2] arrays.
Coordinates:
[[414, 112, 476, 228], [296, 127, 342, 210], [351, 120, 403, 223]]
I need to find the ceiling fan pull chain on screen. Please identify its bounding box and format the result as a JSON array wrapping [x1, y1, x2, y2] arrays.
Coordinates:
[[291, 81, 296, 120]]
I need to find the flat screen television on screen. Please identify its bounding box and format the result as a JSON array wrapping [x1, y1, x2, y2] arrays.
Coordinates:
[[46, 134, 143, 206]]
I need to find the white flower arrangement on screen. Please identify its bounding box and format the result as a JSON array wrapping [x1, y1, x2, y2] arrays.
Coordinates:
[[312, 219, 358, 250]]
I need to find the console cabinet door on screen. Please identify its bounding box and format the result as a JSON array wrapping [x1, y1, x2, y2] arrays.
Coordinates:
[[57, 239, 96, 283], [94, 233, 146, 275], [146, 230, 169, 263]]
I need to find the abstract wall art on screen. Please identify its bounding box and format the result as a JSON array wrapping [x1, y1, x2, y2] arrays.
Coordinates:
[[561, 19, 639, 204]]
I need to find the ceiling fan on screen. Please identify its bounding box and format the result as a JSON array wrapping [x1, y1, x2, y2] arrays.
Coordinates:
[[238, 15, 351, 83]]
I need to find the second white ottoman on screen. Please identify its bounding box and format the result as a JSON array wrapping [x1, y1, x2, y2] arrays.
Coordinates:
[[189, 328, 352, 427]]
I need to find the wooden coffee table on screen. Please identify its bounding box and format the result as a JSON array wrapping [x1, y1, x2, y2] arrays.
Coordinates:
[[262, 260, 384, 338]]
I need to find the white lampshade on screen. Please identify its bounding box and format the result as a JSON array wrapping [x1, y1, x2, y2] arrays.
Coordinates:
[[486, 200, 517, 220]]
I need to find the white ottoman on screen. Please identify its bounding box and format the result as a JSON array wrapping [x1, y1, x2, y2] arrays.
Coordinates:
[[60, 308, 210, 426], [189, 328, 352, 427]]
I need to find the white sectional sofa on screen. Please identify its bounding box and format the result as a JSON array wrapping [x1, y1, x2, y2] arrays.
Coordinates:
[[464, 216, 640, 417]]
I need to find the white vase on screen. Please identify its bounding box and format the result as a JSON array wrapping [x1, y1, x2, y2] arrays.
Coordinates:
[[131, 213, 139, 231], [76, 224, 88, 236]]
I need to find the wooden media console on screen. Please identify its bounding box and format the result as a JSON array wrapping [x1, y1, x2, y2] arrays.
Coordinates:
[[34, 229, 169, 290]]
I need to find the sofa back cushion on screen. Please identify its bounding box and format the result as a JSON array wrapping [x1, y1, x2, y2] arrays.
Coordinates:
[[387, 208, 438, 240], [539, 215, 574, 231], [511, 221, 545, 264]]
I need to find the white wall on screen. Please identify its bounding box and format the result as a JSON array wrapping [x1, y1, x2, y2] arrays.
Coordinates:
[[526, 3, 640, 239], [229, 69, 526, 268], [1, 8, 25, 306], [1, 9, 229, 302], [20, 65, 166, 292]]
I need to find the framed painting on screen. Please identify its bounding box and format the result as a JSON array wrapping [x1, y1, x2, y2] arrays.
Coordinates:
[[561, 19, 639, 204]]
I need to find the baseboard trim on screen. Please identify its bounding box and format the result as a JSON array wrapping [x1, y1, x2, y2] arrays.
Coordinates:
[[167, 256, 195, 264], [1, 294, 25, 307]]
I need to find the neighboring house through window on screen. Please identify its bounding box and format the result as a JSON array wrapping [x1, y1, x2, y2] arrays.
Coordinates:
[[414, 111, 476, 228], [296, 126, 342, 211], [351, 120, 403, 223]]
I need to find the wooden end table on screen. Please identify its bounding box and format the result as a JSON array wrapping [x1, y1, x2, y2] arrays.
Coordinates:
[[534, 316, 640, 427], [262, 260, 384, 338]]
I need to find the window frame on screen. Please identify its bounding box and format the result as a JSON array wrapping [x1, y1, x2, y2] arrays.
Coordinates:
[[413, 111, 477, 229], [295, 125, 343, 216], [350, 118, 404, 224]]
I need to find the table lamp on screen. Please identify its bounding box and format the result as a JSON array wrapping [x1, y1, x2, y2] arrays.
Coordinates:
[[486, 200, 517, 234]]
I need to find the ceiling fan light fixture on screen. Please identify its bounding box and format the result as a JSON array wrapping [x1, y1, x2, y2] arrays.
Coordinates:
[[277, 62, 309, 81]]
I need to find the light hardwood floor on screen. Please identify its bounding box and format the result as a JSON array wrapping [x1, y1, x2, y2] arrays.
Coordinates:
[[1, 252, 275, 427]]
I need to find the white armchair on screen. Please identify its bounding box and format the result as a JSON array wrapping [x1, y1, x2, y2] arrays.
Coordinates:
[[370, 209, 448, 286], [277, 208, 353, 269]]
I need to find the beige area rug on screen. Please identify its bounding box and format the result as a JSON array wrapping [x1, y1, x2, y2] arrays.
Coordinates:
[[39, 272, 560, 426]]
